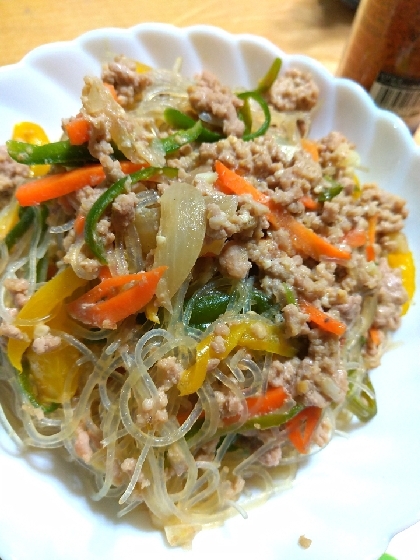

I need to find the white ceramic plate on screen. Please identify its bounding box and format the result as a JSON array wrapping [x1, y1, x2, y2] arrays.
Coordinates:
[[0, 23, 419, 560]]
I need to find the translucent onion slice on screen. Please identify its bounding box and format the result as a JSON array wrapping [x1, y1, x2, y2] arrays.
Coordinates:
[[154, 182, 206, 303]]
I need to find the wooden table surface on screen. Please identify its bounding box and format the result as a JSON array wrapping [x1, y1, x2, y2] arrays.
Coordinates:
[[1, 0, 354, 70], [1, 0, 419, 143], [0, 2, 419, 558]]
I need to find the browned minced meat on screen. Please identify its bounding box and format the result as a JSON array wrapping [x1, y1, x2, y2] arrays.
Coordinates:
[[188, 71, 245, 137], [268, 68, 319, 111], [101, 55, 152, 107], [0, 146, 30, 208]]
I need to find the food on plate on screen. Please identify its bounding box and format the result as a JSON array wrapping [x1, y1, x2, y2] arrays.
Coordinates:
[[0, 55, 414, 546]]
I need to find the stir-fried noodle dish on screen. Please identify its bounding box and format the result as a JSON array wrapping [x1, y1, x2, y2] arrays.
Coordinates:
[[0, 55, 415, 545]]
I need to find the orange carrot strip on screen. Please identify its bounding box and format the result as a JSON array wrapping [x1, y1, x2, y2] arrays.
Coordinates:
[[243, 386, 288, 417], [178, 386, 288, 426], [98, 266, 112, 281], [215, 160, 270, 205], [287, 406, 322, 454], [103, 82, 119, 102], [269, 205, 352, 262], [299, 298, 347, 336], [74, 215, 86, 236], [300, 138, 320, 162], [366, 215, 377, 262], [368, 327, 381, 346], [64, 118, 91, 146], [343, 228, 367, 248], [15, 161, 146, 206], [215, 161, 351, 262], [299, 195, 319, 211], [67, 266, 167, 328]]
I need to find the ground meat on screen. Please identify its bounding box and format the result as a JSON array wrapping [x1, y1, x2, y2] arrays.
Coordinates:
[[112, 191, 138, 226], [136, 389, 169, 429], [268, 69, 319, 111], [101, 55, 152, 107], [3, 277, 30, 308], [0, 146, 30, 208], [74, 426, 93, 463], [219, 242, 251, 279], [188, 71, 245, 137], [373, 258, 407, 331], [0, 323, 26, 340], [282, 303, 309, 338], [31, 334, 62, 354], [155, 356, 183, 389]]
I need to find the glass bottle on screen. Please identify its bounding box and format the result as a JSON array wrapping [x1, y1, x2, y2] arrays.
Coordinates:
[[337, 0, 420, 132]]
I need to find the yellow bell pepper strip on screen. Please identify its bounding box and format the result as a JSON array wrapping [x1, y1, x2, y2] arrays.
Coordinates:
[[387, 250, 415, 315], [12, 121, 51, 176], [19, 360, 59, 414], [286, 405, 322, 454], [66, 266, 167, 329], [177, 320, 297, 396], [7, 267, 88, 372], [24, 344, 82, 405], [0, 200, 20, 241]]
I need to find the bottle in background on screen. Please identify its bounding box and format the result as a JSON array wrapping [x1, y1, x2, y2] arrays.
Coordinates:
[[337, 0, 420, 133]]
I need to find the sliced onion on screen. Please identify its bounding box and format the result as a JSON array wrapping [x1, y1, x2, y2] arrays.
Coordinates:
[[154, 182, 206, 303]]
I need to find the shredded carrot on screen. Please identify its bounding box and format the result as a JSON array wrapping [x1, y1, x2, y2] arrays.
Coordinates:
[[366, 215, 377, 262], [242, 386, 288, 416], [299, 298, 347, 336], [299, 195, 319, 211], [215, 161, 351, 262], [269, 205, 352, 262], [215, 160, 270, 205], [73, 215, 86, 236], [301, 138, 320, 162], [368, 327, 381, 346], [287, 406, 322, 454], [178, 386, 288, 426], [103, 82, 119, 102], [343, 228, 367, 248], [15, 161, 146, 206], [98, 266, 112, 281], [64, 118, 91, 145], [67, 266, 167, 328]]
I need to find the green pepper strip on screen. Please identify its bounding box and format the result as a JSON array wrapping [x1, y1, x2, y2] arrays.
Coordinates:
[[187, 403, 304, 441], [163, 108, 223, 143], [159, 119, 204, 153], [85, 166, 178, 264], [186, 286, 277, 331], [19, 361, 59, 414], [346, 372, 377, 422], [6, 139, 97, 166], [283, 283, 298, 305], [240, 403, 304, 431], [4, 206, 35, 250], [257, 57, 282, 93], [237, 91, 271, 141], [318, 179, 343, 202]]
